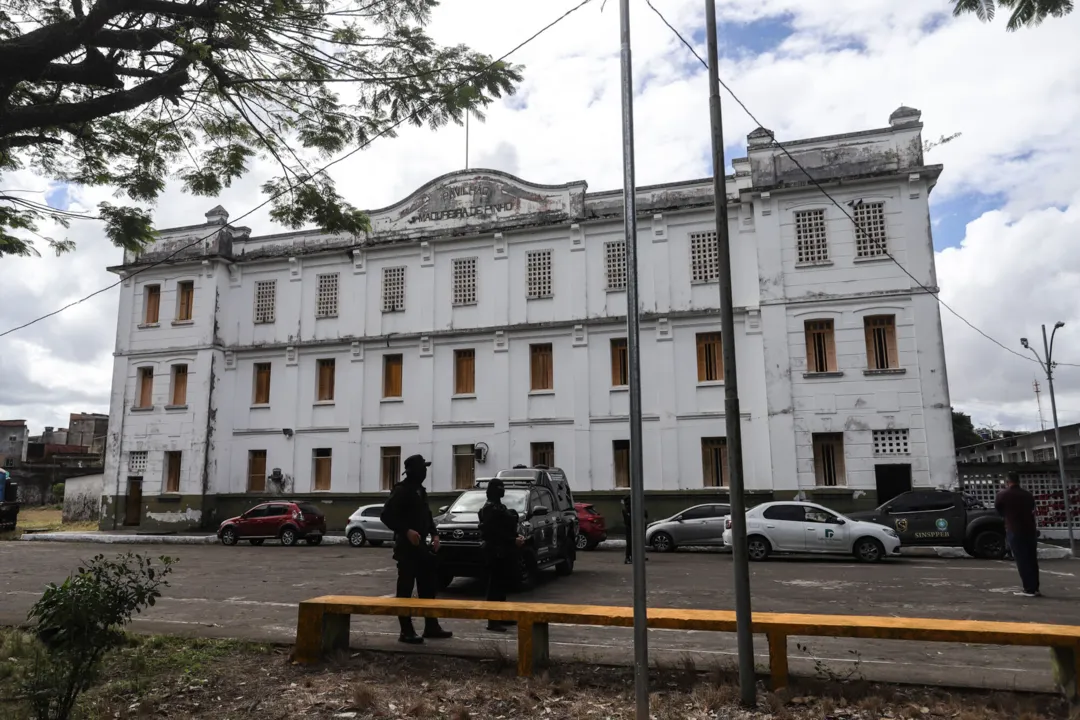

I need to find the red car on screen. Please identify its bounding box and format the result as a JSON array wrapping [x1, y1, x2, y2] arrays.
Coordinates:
[[575, 502, 607, 551], [217, 501, 327, 547]]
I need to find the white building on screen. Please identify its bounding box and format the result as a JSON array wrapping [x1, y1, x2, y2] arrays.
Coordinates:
[[102, 106, 955, 531]]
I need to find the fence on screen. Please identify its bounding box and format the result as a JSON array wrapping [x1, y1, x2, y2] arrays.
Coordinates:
[[958, 462, 1080, 539]]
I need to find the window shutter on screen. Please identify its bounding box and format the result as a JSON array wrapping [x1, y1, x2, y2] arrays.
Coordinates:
[[173, 366, 188, 405], [804, 324, 816, 372], [864, 320, 876, 369], [825, 324, 837, 372], [697, 335, 707, 382], [384, 356, 402, 397], [886, 321, 899, 368], [145, 286, 160, 324], [248, 451, 267, 492]]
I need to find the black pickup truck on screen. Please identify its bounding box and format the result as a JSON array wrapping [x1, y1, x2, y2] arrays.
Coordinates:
[[847, 489, 1007, 559]]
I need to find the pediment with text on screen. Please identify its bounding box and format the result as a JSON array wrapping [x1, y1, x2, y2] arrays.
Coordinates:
[[367, 170, 587, 238]]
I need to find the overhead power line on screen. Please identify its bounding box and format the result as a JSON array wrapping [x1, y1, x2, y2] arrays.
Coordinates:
[[0, 0, 597, 339]]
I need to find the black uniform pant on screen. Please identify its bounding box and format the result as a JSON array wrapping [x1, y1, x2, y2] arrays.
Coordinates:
[[1007, 531, 1040, 594], [485, 550, 516, 604], [624, 522, 633, 560], [395, 546, 438, 633]]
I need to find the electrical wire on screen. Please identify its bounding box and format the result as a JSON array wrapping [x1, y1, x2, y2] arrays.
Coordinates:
[[0, 0, 597, 339], [643, 0, 1073, 367]]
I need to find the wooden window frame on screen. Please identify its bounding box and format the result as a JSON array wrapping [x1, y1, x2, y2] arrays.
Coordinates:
[[701, 437, 729, 487], [813, 432, 846, 487], [453, 444, 476, 490], [176, 280, 194, 322], [381, 446, 401, 491], [316, 358, 336, 402], [610, 338, 629, 387], [804, 319, 837, 373], [164, 450, 182, 493], [170, 364, 188, 407], [864, 315, 899, 370], [529, 343, 554, 391], [531, 442, 555, 468], [613, 439, 630, 488], [383, 354, 403, 398], [253, 363, 272, 405], [247, 450, 267, 493], [143, 284, 161, 325], [696, 332, 723, 383], [136, 367, 154, 408], [454, 348, 475, 395], [313, 448, 332, 491]]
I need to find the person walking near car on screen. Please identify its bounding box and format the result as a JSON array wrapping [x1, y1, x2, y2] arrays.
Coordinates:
[[478, 479, 525, 632], [621, 494, 648, 564], [996, 471, 1041, 598], [380, 454, 454, 643]]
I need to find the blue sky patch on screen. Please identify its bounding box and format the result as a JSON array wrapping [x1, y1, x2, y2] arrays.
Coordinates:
[[930, 190, 1006, 250], [694, 14, 796, 57], [45, 183, 73, 212]]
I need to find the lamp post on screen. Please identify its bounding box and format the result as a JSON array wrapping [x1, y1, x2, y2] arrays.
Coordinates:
[[1021, 323, 1077, 557]]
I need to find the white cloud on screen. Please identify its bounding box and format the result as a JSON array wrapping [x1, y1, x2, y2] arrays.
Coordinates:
[[3, 0, 1080, 435]]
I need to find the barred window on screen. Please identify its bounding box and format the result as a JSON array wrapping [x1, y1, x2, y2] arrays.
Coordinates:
[[452, 257, 478, 306], [254, 280, 276, 323], [872, 429, 910, 456], [382, 266, 405, 312], [854, 201, 887, 258], [128, 451, 148, 474], [690, 231, 719, 283], [795, 209, 829, 264], [526, 249, 553, 299], [315, 273, 339, 318], [605, 240, 627, 290]]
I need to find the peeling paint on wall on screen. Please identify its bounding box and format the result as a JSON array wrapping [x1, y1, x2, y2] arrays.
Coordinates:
[[146, 507, 202, 524]]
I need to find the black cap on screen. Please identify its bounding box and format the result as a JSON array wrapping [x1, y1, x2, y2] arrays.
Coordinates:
[[403, 454, 431, 474]]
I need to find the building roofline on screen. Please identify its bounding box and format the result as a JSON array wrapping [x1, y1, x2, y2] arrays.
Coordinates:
[[956, 421, 1080, 452]]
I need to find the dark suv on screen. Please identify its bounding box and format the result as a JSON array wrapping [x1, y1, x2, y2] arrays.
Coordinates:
[[436, 482, 576, 589], [494, 465, 579, 543], [217, 501, 327, 547]]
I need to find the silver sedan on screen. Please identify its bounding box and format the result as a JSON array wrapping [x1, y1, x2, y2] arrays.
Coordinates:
[[346, 504, 393, 547], [645, 503, 731, 552]]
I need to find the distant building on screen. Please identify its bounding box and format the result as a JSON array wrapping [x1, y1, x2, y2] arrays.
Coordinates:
[[0, 420, 29, 465], [34, 427, 70, 446], [957, 423, 1080, 463], [67, 413, 109, 456]]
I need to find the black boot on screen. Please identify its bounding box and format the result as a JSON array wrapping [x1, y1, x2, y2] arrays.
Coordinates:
[[486, 622, 508, 633], [423, 621, 453, 639], [399, 620, 423, 645]]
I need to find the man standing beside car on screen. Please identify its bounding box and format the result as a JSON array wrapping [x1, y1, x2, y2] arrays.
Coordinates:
[[478, 479, 525, 632], [380, 454, 454, 643], [996, 471, 1041, 598]]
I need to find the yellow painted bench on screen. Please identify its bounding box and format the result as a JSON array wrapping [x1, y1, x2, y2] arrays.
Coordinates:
[[292, 595, 1080, 697]]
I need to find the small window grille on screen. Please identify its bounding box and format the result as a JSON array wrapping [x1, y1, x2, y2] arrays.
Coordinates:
[[872, 429, 910, 455], [854, 201, 887, 258], [526, 249, 553, 299], [795, 209, 829, 264], [382, 266, 406, 312], [690, 231, 719, 282], [129, 451, 148, 474], [315, 273, 339, 318], [452, 257, 478, 306], [605, 240, 627, 290], [254, 280, 276, 323]]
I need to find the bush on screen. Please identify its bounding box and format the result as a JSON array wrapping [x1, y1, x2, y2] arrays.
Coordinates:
[[22, 553, 174, 720], [51, 483, 64, 503]]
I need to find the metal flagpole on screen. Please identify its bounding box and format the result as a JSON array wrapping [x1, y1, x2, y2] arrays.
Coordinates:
[[617, 0, 649, 717], [704, 0, 756, 706]]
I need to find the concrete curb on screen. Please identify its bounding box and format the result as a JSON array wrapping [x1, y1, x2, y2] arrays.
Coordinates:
[[20, 532, 350, 546]]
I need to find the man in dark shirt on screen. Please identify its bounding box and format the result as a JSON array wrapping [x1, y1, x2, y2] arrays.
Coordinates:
[[478, 479, 524, 632], [995, 471, 1040, 597]]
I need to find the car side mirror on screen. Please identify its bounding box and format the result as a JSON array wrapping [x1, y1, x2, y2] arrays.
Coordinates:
[[438, 506, 448, 514], [835, 519, 846, 525], [530, 507, 549, 518]]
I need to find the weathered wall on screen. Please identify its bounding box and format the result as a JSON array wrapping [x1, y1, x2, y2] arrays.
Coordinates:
[[63, 474, 104, 521]]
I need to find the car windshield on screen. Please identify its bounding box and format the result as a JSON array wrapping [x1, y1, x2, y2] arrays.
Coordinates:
[[450, 490, 528, 514]]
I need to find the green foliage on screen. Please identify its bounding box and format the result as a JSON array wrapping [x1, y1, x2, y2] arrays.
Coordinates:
[[952, 409, 984, 449], [50, 483, 64, 503], [951, 0, 1074, 30], [22, 553, 174, 720], [0, 1, 524, 258]]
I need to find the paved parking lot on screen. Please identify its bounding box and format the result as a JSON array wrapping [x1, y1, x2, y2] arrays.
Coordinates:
[[2, 541, 1077, 691]]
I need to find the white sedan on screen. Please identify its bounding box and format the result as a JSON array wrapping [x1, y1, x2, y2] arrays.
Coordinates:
[[721, 501, 900, 563]]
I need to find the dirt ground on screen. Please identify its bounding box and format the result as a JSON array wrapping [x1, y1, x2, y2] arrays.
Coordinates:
[[0, 508, 97, 540], [0, 632, 1074, 720]]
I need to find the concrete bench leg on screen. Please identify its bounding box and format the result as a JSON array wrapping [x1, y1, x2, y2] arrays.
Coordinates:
[[293, 604, 349, 664], [1051, 645, 1079, 706], [767, 631, 789, 690], [517, 621, 550, 677]]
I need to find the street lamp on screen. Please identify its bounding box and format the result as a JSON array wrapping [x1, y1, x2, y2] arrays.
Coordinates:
[[1021, 323, 1077, 557]]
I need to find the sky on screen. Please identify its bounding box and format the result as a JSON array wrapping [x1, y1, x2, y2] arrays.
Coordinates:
[[2, 0, 1080, 437]]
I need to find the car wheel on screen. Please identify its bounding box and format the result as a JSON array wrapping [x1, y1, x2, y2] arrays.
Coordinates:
[[280, 527, 298, 547], [746, 535, 771, 561], [575, 533, 590, 551], [516, 554, 538, 591], [220, 527, 238, 546], [854, 537, 885, 563], [586, 539, 600, 551], [650, 531, 675, 553], [556, 554, 575, 576], [369, 540, 384, 547], [348, 528, 366, 548], [248, 539, 264, 546], [972, 530, 1007, 560], [306, 535, 323, 546]]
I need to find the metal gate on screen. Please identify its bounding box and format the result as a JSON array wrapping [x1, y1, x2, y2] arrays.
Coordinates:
[[959, 464, 1080, 538]]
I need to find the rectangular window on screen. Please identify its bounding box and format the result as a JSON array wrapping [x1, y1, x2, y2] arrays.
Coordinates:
[[143, 284, 160, 324], [526, 249, 553, 299], [253, 363, 272, 405], [865, 315, 899, 370], [176, 281, 194, 321], [605, 240, 627, 290], [696, 332, 723, 382], [313, 448, 332, 491], [701, 437, 728, 487], [136, 367, 154, 408], [690, 230, 719, 283], [254, 280, 276, 323], [128, 451, 147, 474], [383, 354, 403, 398], [170, 364, 188, 406], [382, 266, 406, 312], [804, 319, 837, 373], [872, 429, 910, 455], [316, 273, 339, 318], [795, 208, 829, 264], [381, 446, 401, 491], [247, 450, 267, 492], [316, 358, 336, 401], [613, 439, 630, 488], [452, 257, 478, 306], [854, 201, 887, 258], [454, 349, 475, 395], [453, 444, 476, 490], [531, 442, 555, 468], [530, 343, 553, 391], [610, 338, 628, 387], [813, 432, 846, 486], [164, 451, 181, 493]]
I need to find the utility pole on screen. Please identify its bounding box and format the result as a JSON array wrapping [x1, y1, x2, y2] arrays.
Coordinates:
[[1034, 378, 1046, 431], [1022, 324, 1077, 557], [704, 0, 756, 706], [616, 0, 649, 716]]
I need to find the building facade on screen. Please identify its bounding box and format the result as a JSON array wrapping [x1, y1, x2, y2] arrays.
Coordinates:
[[102, 106, 955, 531], [0, 420, 28, 466], [957, 423, 1080, 464]]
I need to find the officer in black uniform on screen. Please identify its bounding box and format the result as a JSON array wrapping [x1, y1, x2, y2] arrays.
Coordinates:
[[478, 479, 524, 632], [380, 454, 452, 644], [621, 494, 648, 564]]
